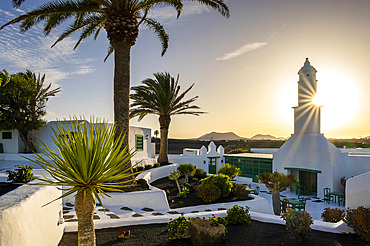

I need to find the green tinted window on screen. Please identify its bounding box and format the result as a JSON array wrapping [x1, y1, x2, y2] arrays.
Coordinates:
[[2, 132, 12, 139], [135, 135, 143, 151]]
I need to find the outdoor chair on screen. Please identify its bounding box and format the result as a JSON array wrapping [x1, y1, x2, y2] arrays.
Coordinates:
[[323, 188, 334, 203], [295, 198, 306, 211], [253, 186, 260, 195], [338, 195, 345, 206]]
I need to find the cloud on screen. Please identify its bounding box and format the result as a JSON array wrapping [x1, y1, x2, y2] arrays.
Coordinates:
[[216, 42, 267, 61], [0, 8, 97, 87], [146, 2, 212, 26]]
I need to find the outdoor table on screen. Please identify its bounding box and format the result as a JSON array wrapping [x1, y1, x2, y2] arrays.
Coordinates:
[[330, 192, 345, 203], [280, 198, 305, 210]]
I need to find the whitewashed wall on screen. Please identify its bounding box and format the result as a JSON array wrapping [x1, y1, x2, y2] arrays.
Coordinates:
[[0, 184, 64, 246], [347, 154, 370, 178], [130, 126, 154, 165], [0, 130, 20, 153], [346, 171, 370, 209]]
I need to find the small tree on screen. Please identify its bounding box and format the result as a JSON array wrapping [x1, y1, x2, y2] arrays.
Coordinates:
[[177, 164, 195, 183], [24, 117, 135, 246], [169, 170, 182, 193], [0, 70, 60, 152], [257, 172, 297, 215], [218, 163, 240, 179]]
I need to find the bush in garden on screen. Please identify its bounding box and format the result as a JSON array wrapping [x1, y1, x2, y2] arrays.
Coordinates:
[[153, 163, 161, 168], [177, 163, 195, 182], [232, 184, 250, 200], [209, 214, 228, 227], [225, 205, 251, 225], [144, 164, 152, 170], [167, 215, 189, 239], [194, 168, 207, 179], [218, 163, 241, 179], [6, 165, 34, 183], [344, 206, 370, 242], [201, 174, 232, 197], [321, 208, 345, 223], [283, 209, 313, 235], [197, 183, 221, 203], [177, 187, 189, 198], [137, 166, 144, 171]]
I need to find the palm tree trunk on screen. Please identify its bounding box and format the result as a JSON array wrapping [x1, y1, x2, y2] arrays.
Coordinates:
[[111, 40, 136, 185], [272, 190, 281, 215], [75, 192, 96, 246], [158, 115, 171, 164], [112, 40, 131, 150]]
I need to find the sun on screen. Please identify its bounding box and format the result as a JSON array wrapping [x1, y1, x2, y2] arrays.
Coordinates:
[[312, 70, 360, 130]]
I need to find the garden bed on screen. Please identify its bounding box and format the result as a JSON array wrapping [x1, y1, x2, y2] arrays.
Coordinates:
[[150, 176, 253, 209], [58, 220, 367, 246], [0, 182, 21, 197]]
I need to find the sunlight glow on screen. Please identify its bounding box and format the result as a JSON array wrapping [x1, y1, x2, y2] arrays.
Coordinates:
[[313, 70, 360, 130]]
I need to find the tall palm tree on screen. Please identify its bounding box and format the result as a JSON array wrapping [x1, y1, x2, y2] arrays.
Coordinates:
[[1, 0, 229, 152], [24, 117, 136, 246], [130, 72, 205, 164]]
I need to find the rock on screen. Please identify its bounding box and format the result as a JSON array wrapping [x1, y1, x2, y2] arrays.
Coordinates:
[[136, 179, 149, 189], [188, 217, 226, 246]]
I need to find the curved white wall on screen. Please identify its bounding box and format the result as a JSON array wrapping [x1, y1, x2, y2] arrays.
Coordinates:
[[346, 171, 370, 209], [0, 184, 64, 246]]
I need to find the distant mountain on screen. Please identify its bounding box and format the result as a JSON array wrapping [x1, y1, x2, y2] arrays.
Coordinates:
[[250, 134, 279, 140], [197, 132, 246, 141]]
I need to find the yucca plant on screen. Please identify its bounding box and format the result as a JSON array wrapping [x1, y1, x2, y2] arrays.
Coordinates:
[[24, 117, 136, 246]]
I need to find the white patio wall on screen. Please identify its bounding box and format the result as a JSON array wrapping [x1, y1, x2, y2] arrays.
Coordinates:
[[346, 171, 370, 209], [0, 183, 64, 246]]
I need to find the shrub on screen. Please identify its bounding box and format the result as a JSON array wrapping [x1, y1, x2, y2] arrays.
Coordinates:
[[6, 165, 34, 183], [132, 167, 138, 173], [283, 209, 313, 235], [144, 164, 152, 170], [167, 215, 189, 239], [177, 187, 189, 198], [194, 168, 207, 179], [218, 163, 241, 179], [209, 215, 228, 227], [227, 148, 249, 154], [153, 163, 161, 168], [321, 208, 345, 223], [201, 174, 232, 197], [344, 206, 370, 242], [225, 205, 251, 225], [137, 166, 144, 172], [232, 184, 250, 200], [197, 183, 222, 203], [177, 164, 195, 182]]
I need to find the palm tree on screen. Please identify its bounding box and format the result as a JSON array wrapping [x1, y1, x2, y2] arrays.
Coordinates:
[[24, 117, 136, 246], [1, 0, 229, 151], [130, 72, 205, 164], [154, 129, 159, 139]]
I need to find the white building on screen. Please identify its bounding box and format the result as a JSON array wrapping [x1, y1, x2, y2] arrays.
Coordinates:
[[273, 58, 370, 201], [0, 121, 156, 166]]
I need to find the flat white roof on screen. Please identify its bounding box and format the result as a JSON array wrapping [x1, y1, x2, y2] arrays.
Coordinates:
[[224, 153, 273, 159]]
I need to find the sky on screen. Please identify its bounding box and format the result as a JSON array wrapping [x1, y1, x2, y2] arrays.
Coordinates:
[[0, 0, 369, 139]]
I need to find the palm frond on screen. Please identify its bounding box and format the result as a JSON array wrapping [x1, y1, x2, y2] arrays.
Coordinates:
[[143, 18, 169, 56]]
